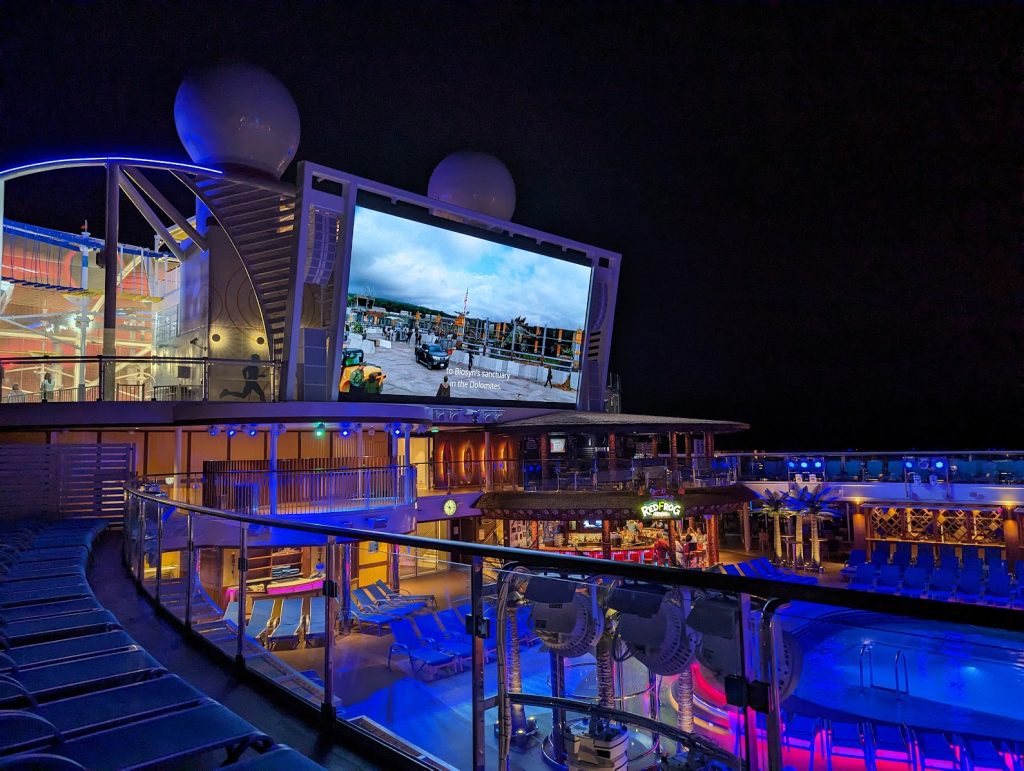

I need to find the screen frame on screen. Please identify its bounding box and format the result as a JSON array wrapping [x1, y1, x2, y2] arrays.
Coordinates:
[[338, 195, 594, 410]]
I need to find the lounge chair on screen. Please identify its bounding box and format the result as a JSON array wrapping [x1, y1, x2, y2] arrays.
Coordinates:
[[913, 730, 960, 771], [0, 609, 121, 648], [363, 582, 426, 611], [927, 569, 956, 602], [849, 563, 876, 592], [372, 580, 435, 608], [0, 598, 102, 624], [875, 565, 901, 594], [782, 713, 823, 770], [893, 543, 912, 571], [223, 745, 326, 769], [866, 723, 912, 770], [1015, 560, 1024, 581], [983, 572, 1012, 606], [0, 675, 205, 755], [962, 554, 984, 576], [722, 563, 742, 577], [344, 599, 400, 636], [305, 596, 327, 645], [871, 544, 890, 570], [955, 572, 982, 604], [0, 649, 165, 707], [840, 549, 866, 580], [386, 618, 457, 678], [353, 587, 416, 618], [267, 598, 303, 650], [414, 613, 472, 661], [0, 630, 137, 673], [915, 547, 935, 576], [898, 567, 927, 598], [244, 601, 275, 642], [827, 720, 867, 768]]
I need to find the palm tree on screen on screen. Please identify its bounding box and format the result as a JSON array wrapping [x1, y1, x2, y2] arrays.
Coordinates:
[[790, 484, 842, 570]]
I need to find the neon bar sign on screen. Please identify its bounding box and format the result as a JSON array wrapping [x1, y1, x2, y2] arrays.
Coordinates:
[[640, 500, 683, 519]]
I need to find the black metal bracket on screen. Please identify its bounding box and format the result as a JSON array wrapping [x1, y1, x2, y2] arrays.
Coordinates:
[[468, 614, 491, 639], [237, 557, 249, 572], [323, 579, 338, 598], [724, 676, 770, 713]]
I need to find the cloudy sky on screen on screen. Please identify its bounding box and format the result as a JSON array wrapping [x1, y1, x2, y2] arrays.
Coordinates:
[[349, 207, 592, 330]]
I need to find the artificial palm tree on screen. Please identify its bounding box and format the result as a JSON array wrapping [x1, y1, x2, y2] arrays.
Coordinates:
[[759, 489, 792, 564], [790, 484, 842, 571]]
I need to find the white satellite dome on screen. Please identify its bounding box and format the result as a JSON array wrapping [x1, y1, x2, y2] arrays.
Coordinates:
[[427, 151, 516, 220], [174, 64, 300, 178]]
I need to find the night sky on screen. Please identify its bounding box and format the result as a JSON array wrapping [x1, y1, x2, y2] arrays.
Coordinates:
[[1, 3, 1020, 450]]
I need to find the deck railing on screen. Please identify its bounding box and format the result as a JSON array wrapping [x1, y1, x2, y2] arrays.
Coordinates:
[[124, 485, 1024, 771]]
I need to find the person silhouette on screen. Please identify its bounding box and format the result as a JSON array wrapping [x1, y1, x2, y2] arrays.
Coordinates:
[[220, 355, 267, 401]]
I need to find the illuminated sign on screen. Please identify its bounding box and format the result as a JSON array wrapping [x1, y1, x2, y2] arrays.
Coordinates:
[[640, 500, 683, 519]]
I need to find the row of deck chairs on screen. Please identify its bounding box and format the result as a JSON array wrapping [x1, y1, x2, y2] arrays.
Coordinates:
[[844, 543, 1014, 579], [784, 712, 1020, 771], [387, 604, 537, 680], [713, 557, 820, 585], [845, 561, 1023, 605], [347, 581, 437, 633], [0, 517, 322, 770]]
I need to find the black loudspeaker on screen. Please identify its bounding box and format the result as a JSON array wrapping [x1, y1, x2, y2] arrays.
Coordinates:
[[686, 597, 738, 639]]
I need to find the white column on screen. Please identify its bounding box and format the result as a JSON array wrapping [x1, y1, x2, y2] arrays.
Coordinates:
[[173, 427, 182, 498]]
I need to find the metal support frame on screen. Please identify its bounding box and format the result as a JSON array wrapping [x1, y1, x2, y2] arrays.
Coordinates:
[[101, 163, 121, 400], [325, 181, 357, 402], [470, 555, 486, 771], [340, 542, 352, 636], [118, 173, 188, 261], [268, 425, 279, 516], [548, 651, 567, 765], [155, 503, 164, 603], [737, 592, 760, 771], [121, 167, 207, 249], [236, 525, 248, 665], [323, 536, 337, 720], [184, 511, 194, 629], [760, 598, 787, 771]]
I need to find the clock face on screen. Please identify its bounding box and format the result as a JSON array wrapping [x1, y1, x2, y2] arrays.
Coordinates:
[[444, 499, 458, 516]]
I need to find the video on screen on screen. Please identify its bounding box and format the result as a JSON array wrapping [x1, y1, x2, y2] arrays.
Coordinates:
[[339, 206, 592, 405]]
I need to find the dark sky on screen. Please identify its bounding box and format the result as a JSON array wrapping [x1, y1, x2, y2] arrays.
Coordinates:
[[2, 3, 1021, 450]]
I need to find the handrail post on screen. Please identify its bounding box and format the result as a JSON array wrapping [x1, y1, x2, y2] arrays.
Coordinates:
[[470, 554, 485, 771], [236, 524, 248, 665], [737, 592, 760, 771], [760, 598, 787, 771], [202, 357, 209, 402], [184, 511, 194, 630], [155, 502, 164, 603], [340, 542, 352, 636], [322, 536, 337, 720]]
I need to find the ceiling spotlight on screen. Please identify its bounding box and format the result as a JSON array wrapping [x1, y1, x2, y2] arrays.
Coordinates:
[[393, 426, 403, 436], [226, 425, 237, 438], [246, 425, 258, 437], [208, 425, 220, 437], [314, 422, 326, 438]]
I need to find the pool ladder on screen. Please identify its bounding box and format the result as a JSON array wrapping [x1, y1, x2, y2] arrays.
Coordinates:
[[859, 644, 910, 696]]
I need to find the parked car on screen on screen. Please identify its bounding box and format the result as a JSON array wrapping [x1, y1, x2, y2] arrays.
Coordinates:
[[416, 343, 450, 369]]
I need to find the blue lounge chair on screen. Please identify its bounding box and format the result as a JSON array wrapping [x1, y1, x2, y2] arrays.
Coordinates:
[[866, 723, 912, 769], [344, 598, 399, 636], [386, 618, 457, 678], [962, 554, 984, 576], [438, 607, 499, 657], [952, 572, 981, 604], [898, 567, 926, 598], [364, 582, 426, 611], [414, 613, 472, 660], [0, 630, 137, 673], [870, 547, 889, 571], [915, 547, 935, 575], [782, 713, 823, 768], [927, 569, 956, 601], [372, 580, 435, 608], [939, 554, 960, 575], [959, 735, 1009, 771], [224, 745, 326, 770], [353, 587, 415, 617], [723, 563, 742, 577], [0, 610, 121, 648], [914, 730, 959, 771], [267, 599, 303, 649], [0, 649, 165, 707], [304, 596, 327, 644], [840, 549, 866, 580], [244, 601, 275, 642], [828, 720, 867, 768], [983, 546, 1003, 568], [1015, 560, 1024, 581], [978, 573, 1011, 606], [875, 565, 901, 594], [849, 563, 875, 591], [0, 598, 102, 624]]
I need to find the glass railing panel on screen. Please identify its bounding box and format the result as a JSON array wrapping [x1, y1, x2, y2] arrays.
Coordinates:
[[231, 521, 330, 709], [763, 598, 1024, 771], [328, 545, 475, 770], [189, 514, 246, 658], [489, 566, 742, 771]]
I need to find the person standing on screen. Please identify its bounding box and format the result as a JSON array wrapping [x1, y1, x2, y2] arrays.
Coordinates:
[[467, 350, 474, 371], [545, 366, 554, 387], [436, 375, 451, 400], [7, 383, 25, 403], [40, 372, 54, 402]]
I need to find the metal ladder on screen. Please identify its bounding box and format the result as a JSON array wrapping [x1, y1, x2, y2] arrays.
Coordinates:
[[859, 644, 910, 696]]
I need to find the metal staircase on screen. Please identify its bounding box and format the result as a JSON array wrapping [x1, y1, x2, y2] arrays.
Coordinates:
[[177, 172, 297, 362]]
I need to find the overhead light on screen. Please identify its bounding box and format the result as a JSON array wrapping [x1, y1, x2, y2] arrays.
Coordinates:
[[208, 426, 220, 437], [314, 422, 326, 438], [246, 425, 258, 437], [226, 425, 237, 438]]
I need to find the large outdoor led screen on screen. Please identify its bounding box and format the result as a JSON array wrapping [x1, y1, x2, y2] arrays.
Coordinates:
[[340, 206, 592, 406]]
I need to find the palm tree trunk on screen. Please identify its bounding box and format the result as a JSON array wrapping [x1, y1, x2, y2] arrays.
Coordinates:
[[675, 668, 694, 735], [595, 634, 615, 710], [794, 515, 804, 567], [810, 512, 820, 569], [508, 606, 529, 734], [773, 512, 783, 563]]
